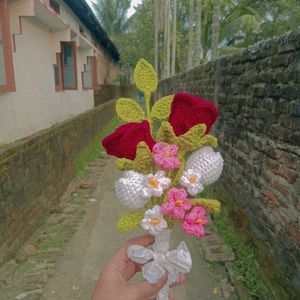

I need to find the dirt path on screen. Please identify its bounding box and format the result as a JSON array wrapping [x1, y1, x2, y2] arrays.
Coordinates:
[[1, 156, 237, 300], [42, 158, 225, 300]]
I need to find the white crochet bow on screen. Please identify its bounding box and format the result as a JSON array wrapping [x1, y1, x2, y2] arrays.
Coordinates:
[[127, 230, 192, 300]]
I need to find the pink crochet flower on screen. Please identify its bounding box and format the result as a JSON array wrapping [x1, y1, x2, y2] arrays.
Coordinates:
[[182, 206, 208, 238], [152, 142, 181, 170], [161, 188, 191, 220]]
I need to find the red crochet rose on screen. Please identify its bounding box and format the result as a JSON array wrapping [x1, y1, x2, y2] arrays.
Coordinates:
[[102, 120, 155, 160], [168, 93, 218, 136]]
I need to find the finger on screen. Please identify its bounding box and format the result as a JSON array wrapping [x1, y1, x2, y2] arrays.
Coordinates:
[[168, 293, 175, 300], [129, 272, 168, 298], [108, 235, 155, 281], [122, 260, 142, 280], [170, 273, 186, 288], [115, 234, 155, 263], [125, 234, 155, 248]]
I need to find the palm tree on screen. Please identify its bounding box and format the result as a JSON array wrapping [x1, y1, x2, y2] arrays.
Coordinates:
[[163, 0, 171, 78], [187, 0, 194, 70], [171, 0, 177, 76], [194, 0, 202, 66], [154, 0, 159, 72], [212, 0, 220, 60], [92, 0, 131, 42], [166, 0, 171, 78]]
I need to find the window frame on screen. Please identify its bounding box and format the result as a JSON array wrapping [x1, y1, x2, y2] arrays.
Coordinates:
[[82, 56, 97, 90], [50, 0, 60, 14], [0, 0, 15, 94], [54, 52, 63, 91], [61, 41, 78, 90]]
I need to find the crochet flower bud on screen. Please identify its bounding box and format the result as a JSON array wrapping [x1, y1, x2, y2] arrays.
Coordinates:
[[185, 146, 223, 186], [115, 171, 148, 209]]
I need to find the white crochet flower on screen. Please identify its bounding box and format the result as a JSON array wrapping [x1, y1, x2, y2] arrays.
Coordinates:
[[141, 205, 168, 235], [186, 146, 224, 186], [115, 170, 148, 209], [180, 169, 204, 196], [142, 171, 171, 198]]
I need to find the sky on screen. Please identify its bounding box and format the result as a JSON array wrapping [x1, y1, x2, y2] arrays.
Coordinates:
[[86, 0, 142, 18], [127, 0, 142, 18]]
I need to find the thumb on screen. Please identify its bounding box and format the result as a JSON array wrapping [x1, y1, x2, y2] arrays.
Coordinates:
[[130, 272, 168, 299]]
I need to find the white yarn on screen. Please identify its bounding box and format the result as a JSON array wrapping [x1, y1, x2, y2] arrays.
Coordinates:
[[115, 171, 148, 209], [185, 146, 223, 186]]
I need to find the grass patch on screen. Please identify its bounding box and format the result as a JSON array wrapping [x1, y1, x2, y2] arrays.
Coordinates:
[[75, 116, 122, 178], [213, 211, 272, 299]]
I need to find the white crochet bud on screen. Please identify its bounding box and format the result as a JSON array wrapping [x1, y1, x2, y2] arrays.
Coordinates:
[[115, 171, 148, 209], [115, 170, 171, 209], [185, 146, 223, 186]]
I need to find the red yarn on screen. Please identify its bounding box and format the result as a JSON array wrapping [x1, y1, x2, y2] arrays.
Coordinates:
[[102, 120, 155, 160], [168, 93, 219, 136]]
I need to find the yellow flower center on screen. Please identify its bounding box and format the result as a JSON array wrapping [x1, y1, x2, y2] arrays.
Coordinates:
[[194, 218, 202, 224], [164, 150, 171, 158], [150, 217, 160, 225], [175, 199, 183, 207], [148, 177, 159, 189], [189, 175, 197, 184]]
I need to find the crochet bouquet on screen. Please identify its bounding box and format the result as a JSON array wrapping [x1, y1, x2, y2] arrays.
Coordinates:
[[102, 59, 223, 300]]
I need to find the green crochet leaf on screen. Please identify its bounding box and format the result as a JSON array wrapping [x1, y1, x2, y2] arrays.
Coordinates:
[[116, 98, 145, 122], [191, 198, 221, 213], [115, 141, 154, 174], [151, 95, 174, 120], [197, 135, 218, 149], [177, 124, 207, 151], [115, 158, 133, 171], [156, 121, 177, 144], [117, 211, 144, 232], [134, 59, 158, 94]]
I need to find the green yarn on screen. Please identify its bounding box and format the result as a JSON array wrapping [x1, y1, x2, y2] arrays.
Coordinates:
[[116, 98, 145, 122], [117, 211, 144, 232]]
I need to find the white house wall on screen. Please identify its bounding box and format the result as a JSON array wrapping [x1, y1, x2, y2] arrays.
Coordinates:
[[0, 7, 95, 143], [0, 0, 116, 143]]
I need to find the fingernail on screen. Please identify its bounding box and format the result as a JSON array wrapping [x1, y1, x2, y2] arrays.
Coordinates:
[[162, 272, 168, 281]]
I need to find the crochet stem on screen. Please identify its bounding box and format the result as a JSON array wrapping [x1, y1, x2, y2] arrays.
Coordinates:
[[145, 91, 152, 131]]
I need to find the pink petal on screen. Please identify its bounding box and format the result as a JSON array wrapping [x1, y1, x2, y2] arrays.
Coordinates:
[[153, 142, 166, 153], [194, 225, 205, 238], [171, 207, 185, 220], [168, 144, 179, 155], [182, 199, 192, 210]]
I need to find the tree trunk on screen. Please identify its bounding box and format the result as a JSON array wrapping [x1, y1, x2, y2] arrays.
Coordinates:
[[154, 0, 159, 73], [166, 0, 171, 78], [187, 0, 194, 70], [212, 0, 220, 60], [163, 0, 168, 78], [171, 0, 177, 76], [195, 0, 202, 66]]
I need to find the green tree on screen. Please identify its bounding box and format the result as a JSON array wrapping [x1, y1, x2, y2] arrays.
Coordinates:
[[92, 0, 131, 42], [212, 0, 220, 60]]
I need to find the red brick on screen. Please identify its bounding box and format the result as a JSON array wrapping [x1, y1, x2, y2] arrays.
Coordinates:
[[278, 165, 299, 184], [263, 188, 279, 206], [271, 178, 290, 198], [264, 157, 280, 174], [277, 152, 299, 170], [287, 224, 300, 242]]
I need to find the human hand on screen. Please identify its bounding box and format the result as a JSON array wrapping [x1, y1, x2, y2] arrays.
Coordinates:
[[92, 234, 185, 300]]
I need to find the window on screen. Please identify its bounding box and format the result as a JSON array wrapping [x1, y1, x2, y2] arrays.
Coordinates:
[[0, 0, 15, 93], [61, 41, 77, 90], [53, 52, 62, 91], [50, 0, 60, 14], [82, 56, 97, 90], [79, 26, 86, 37]]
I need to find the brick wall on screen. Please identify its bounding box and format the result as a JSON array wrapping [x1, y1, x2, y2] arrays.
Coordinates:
[[0, 100, 115, 264], [158, 30, 300, 294]]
